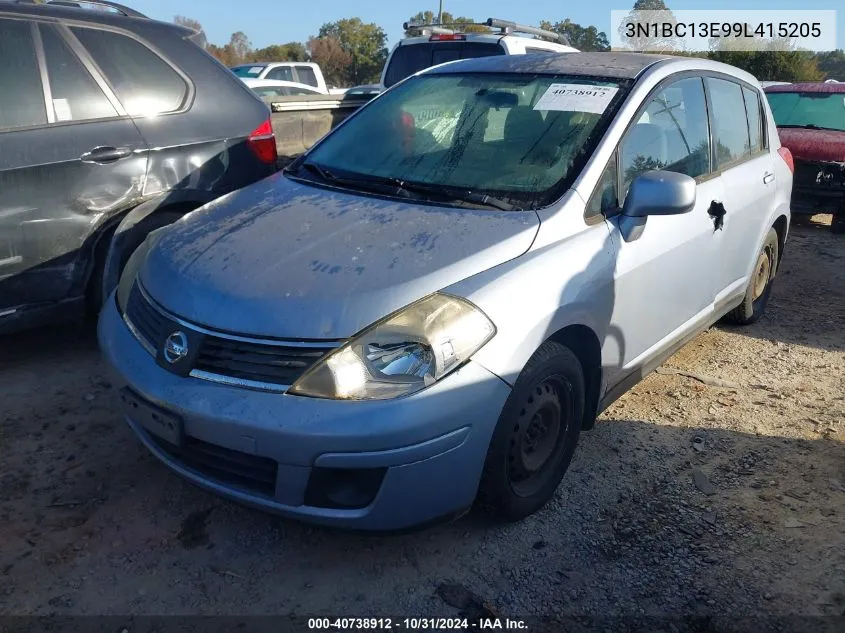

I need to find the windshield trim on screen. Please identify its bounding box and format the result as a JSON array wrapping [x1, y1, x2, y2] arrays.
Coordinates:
[[289, 71, 634, 212]]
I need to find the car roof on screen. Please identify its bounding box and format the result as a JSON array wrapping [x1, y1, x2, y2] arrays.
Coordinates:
[[765, 82, 845, 94], [425, 51, 674, 79], [0, 1, 190, 35]]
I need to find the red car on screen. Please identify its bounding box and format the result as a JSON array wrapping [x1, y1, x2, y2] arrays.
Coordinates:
[[764, 82, 845, 234]]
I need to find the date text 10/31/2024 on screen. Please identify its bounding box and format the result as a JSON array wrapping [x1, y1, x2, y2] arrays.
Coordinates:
[[308, 618, 529, 630]]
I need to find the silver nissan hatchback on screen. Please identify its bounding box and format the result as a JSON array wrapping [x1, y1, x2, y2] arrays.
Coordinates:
[[98, 53, 793, 531]]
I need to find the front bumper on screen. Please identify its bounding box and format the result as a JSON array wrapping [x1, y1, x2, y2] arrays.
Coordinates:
[[97, 295, 511, 531]]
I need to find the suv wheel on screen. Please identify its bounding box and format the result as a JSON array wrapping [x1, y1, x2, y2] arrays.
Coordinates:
[[478, 341, 584, 522], [724, 227, 779, 326]]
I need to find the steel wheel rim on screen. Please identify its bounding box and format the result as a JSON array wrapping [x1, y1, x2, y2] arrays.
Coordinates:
[[507, 375, 573, 498], [752, 247, 772, 301]]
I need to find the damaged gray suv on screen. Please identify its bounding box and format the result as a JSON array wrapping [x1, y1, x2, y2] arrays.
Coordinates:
[[98, 52, 792, 531]]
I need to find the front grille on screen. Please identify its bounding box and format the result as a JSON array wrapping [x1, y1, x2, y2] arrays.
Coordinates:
[[151, 435, 278, 497], [123, 280, 336, 389], [125, 282, 172, 349], [194, 337, 328, 387]]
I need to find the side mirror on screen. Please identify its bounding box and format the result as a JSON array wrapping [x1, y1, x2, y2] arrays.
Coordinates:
[[622, 170, 696, 218]]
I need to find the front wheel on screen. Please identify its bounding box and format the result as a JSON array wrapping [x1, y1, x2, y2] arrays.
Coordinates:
[[724, 227, 779, 326], [478, 341, 585, 522]]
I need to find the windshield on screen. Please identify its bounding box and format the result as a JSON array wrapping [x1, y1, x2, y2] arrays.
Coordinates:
[[383, 42, 505, 88], [766, 92, 845, 132], [296, 73, 629, 209], [231, 65, 267, 78]]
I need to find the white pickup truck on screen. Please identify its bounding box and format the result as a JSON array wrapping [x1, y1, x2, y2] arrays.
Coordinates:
[[379, 18, 578, 90], [231, 61, 332, 94]]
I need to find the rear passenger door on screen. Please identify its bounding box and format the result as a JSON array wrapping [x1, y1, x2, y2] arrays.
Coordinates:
[[704, 77, 776, 308], [0, 18, 147, 312]]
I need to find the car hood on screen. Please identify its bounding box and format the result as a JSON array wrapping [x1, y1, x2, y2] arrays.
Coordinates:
[[140, 173, 540, 339], [777, 128, 845, 162]]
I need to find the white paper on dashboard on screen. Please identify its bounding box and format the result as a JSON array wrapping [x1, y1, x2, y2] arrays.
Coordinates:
[[53, 98, 72, 122], [533, 84, 619, 114]]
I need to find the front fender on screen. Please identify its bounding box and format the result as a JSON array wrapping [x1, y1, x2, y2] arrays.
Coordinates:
[[100, 195, 206, 305]]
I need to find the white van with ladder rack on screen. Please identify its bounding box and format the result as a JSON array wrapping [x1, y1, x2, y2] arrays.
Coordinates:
[[379, 18, 579, 90]]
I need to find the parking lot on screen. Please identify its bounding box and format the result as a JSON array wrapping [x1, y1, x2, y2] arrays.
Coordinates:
[[0, 213, 841, 618]]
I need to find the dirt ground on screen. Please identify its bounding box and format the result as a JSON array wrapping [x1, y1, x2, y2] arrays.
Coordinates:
[[1, 214, 843, 623]]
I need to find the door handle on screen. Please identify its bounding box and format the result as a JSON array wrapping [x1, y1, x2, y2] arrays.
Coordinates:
[[763, 172, 775, 184], [80, 146, 133, 164]]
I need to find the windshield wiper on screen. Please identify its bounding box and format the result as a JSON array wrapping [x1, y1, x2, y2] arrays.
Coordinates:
[[391, 179, 517, 211], [292, 163, 517, 211], [292, 162, 403, 196]]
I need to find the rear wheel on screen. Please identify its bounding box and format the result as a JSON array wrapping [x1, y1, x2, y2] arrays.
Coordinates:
[[478, 341, 584, 522], [724, 227, 779, 326]]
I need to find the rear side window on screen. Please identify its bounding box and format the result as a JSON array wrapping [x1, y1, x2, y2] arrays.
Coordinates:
[[295, 66, 318, 87], [0, 19, 47, 131], [742, 86, 764, 153], [620, 77, 711, 195], [266, 66, 294, 82], [41, 25, 118, 122], [71, 27, 188, 116], [706, 78, 752, 168]]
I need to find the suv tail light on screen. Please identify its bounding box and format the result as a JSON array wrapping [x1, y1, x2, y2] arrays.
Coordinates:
[[248, 118, 278, 165], [778, 146, 794, 174]]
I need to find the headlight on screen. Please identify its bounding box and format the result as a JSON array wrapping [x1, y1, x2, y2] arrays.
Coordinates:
[[289, 293, 496, 400]]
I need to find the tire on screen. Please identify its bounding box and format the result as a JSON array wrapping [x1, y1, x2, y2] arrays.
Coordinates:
[[478, 341, 585, 522], [724, 227, 779, 326]]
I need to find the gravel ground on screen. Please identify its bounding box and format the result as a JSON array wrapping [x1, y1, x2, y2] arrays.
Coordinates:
[[1, 214, 843, 625]]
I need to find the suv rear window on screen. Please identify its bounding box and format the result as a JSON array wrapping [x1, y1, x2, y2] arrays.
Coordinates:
[[0, 18, 47, 131], [383, 41, 505, 88], [72, 27, 188, 116], [765, 91, 845, 132]]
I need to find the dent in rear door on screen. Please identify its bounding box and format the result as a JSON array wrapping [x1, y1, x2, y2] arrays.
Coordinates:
[[0, 20, 149, 310]]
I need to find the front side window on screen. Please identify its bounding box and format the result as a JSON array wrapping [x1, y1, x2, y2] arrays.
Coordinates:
[[296, 72, 629, 209], [0, 19, 47, 131], [620, 77, 711, 196], [585, 151, 619, 218], [765, 91, 845, 132], [706, 77, 752, 168], [72, 27, 188, 116], [41, 25, 118, 122]]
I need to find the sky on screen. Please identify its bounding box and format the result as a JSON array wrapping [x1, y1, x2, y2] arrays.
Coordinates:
[[128, 0, 845, 51]]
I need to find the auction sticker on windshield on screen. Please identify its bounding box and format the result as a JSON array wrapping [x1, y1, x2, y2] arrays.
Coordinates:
[[534, 84, 619, 114]]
